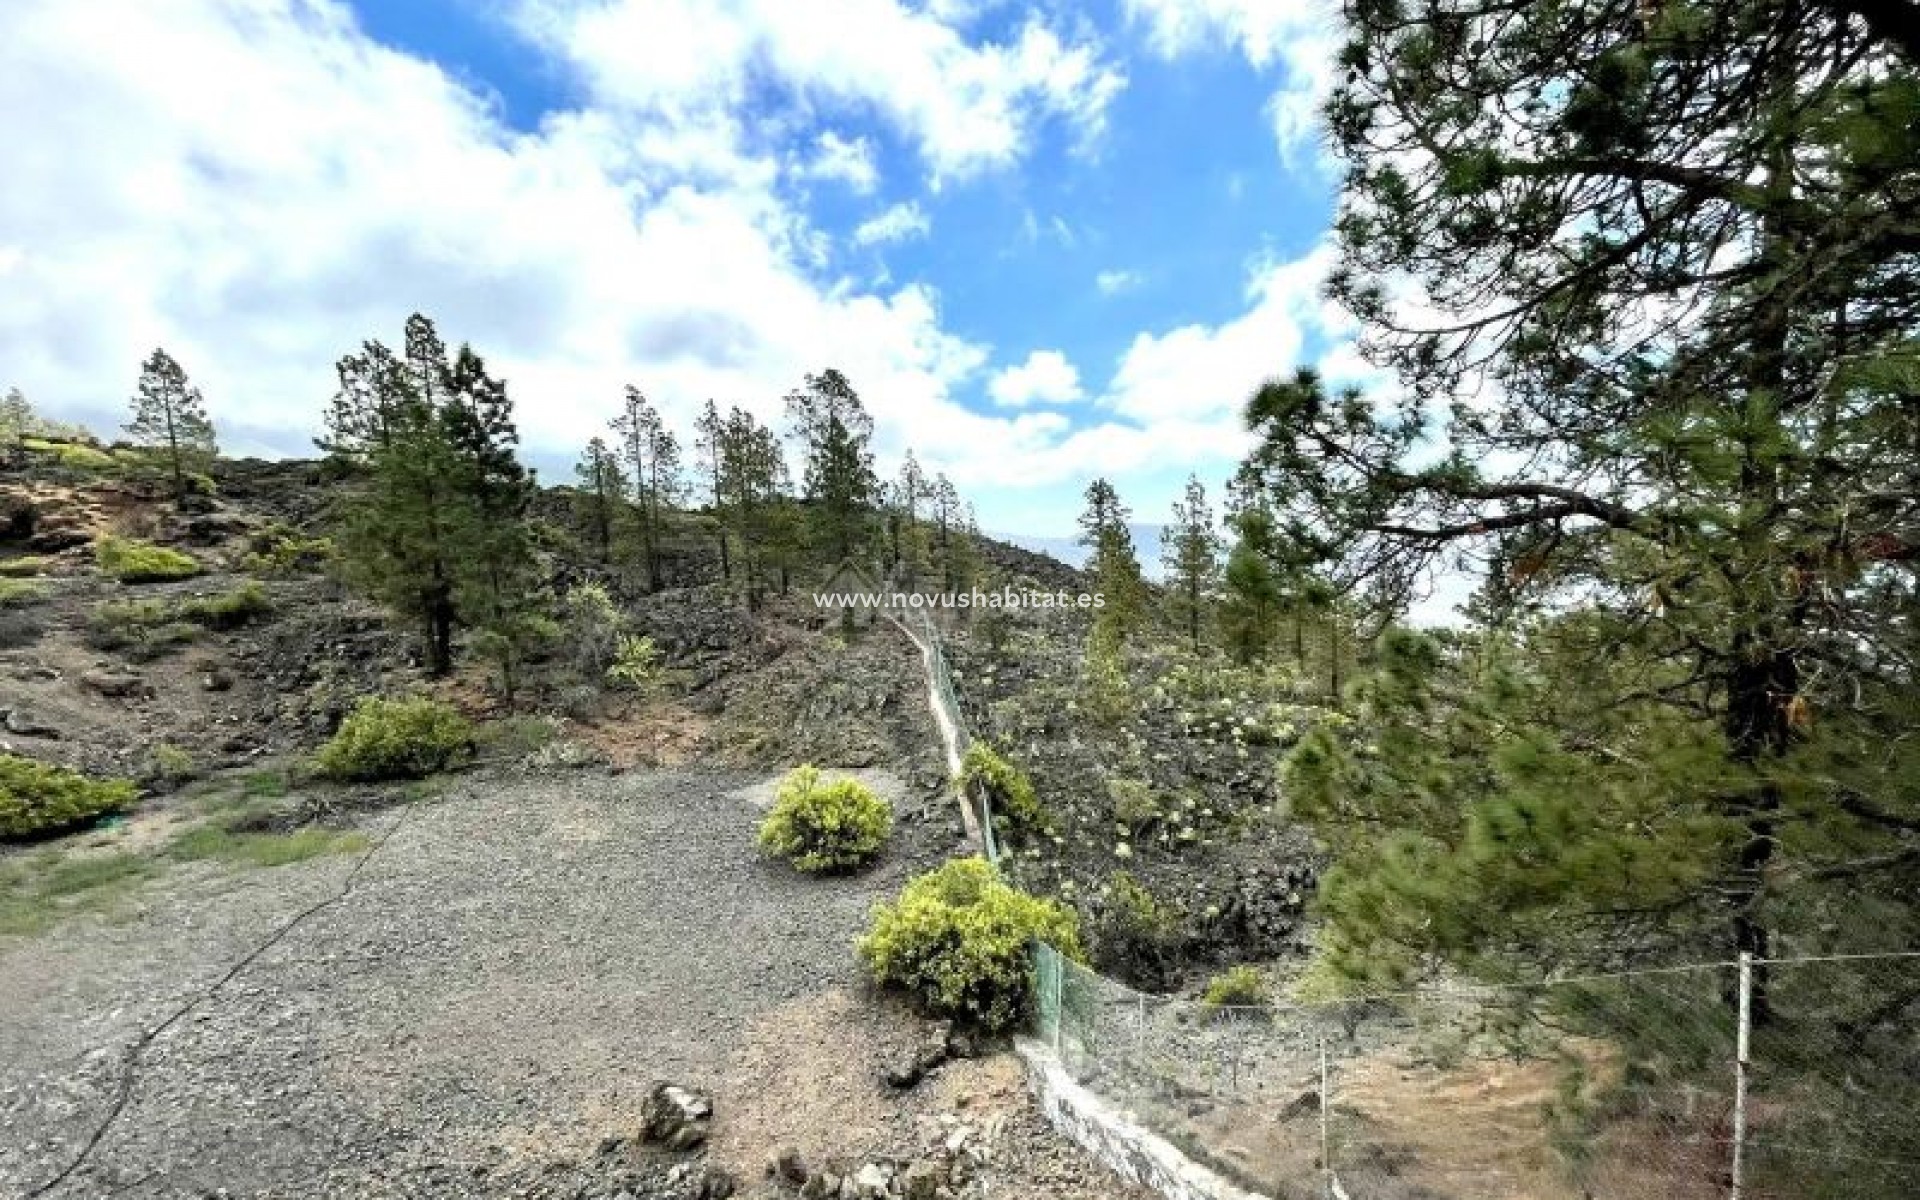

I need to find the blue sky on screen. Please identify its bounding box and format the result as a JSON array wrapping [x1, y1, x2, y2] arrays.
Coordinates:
[[0, 0, 1366, 542]]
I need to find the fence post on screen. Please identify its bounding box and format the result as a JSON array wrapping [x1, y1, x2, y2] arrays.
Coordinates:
[[1731, 951, 1752, 1200], [1319, 1034, 1332, 1185], [1052, 947, 1064, 1054]]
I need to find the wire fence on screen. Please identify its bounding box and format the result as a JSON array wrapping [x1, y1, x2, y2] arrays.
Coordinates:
[[1033, 943, 1920, 1200], [907, 614, 1920, 1199]]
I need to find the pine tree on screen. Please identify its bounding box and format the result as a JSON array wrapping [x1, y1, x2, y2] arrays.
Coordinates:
[[610, 386, 682, 592], [786, 368, 878, 566], [889, 450, 929, 587], [1162, 475, 1222, 649], [322, 314, 540, 682], [442, 345, 546, 699], [1077, 479, 1147, 638], [574, 436, 627, 564], [126, 348, 217, 502], [721, 405, 792, 606], [693, 399, 731, 580], [929, 473, 964, 593], [0, 388, 32, 460], [1252, 2, 1920, 995]]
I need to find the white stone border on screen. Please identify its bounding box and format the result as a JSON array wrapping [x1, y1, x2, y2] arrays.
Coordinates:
[[1014, 1036, 1279, 1200]]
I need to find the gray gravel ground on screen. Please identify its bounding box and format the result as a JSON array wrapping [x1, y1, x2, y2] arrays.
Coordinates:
[[1, 766, 968, 1198]]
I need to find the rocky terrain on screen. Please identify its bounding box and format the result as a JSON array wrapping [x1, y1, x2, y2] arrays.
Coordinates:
[[1, 452, 1177, 1199], [1, 766, 1151, 1199], [942, 610, 1324, 992]]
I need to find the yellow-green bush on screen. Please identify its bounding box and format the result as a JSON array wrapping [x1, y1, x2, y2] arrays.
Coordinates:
[[0, 579, 48, 608], [94, 535, 200, 583], [604, 633, 662, 692], [858, 857, 1082, 1031], [960, 742, 1050, 839], [240, 524, 333, 576], [0, 755, 138, 840], [86, 583, 267, 659], [0, 556, 52, 578], [312, 696, 474, 781], [757, 765, 892, 872], [1201, 964, 1269, 1010], [174, 581, 270, 629], [25, 437, 117, 472]]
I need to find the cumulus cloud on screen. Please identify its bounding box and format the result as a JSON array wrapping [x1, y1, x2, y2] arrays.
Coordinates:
[[0, 0, 1347, 538], [852, 201, 932, 247], [513, 0, 1126, 184], [988, 350, 1085, 407], [1121, 0, 1340, 168], [1095, 268, 1142, 295], [0, 0, 1023, 465], [1103, 240, 1348, 424], [800, 130, 880, 192]]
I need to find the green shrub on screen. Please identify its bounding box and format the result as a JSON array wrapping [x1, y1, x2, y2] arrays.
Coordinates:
[[312, 696, 475, 781], [605, 633, 662, 692], [95, 535, 200, 583], [859, 857, 1083, 1032], [25, 438, 118, 471], [144, 744, 198, 790], [174, 581, 270, 629], [240, 523, 333, 576], [0, 555, 52, 578], [0, 755, 138, 840], [1108, 777, 1162, 833], [87, 583, 268, 659], [1202, 964, 1270, 1011], [1097, 871, 1183, 990], [757, 765, 892, 872], [960, 742, 1051, 839], [0, 579, 48, 608]]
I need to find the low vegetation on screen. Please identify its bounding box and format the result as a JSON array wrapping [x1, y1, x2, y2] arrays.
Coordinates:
[[312, 695, 474, 781], [239, 522, 333, 576], [858, 856, 1082, 1032], [0, 850, 154, 937], [0, 555, 53, 578], [757, 764, 892, 873], [960, 741, 1050, 840], [94, 534, 200, 583], [87, 581, 270, 659], [1201, 964, 1269, 1011], [0, 754, 138, 840], [0, 579, 49, 608], [166, 822, 368, 868]]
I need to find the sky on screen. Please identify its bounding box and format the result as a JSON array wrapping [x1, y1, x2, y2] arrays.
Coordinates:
[[0, 0, 1377, 546]]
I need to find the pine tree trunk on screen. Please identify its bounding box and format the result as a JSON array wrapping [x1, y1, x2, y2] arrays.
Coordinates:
[[424, 585, 455, 676]]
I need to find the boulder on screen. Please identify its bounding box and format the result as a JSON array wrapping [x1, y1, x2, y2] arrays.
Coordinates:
[[897, 1160, 944, 1200], [773, 1147, 808, 1185], [80, 669, 149, 698], [1, 708, 60, 739], [844, 1161, 892, 1199], [696, 1165, 736, 1199], [640, 1082, 713, 1151]]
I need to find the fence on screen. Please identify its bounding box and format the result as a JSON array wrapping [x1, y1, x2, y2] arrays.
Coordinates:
[[905, 614, 1920, 1200], [1033, 944, 1920, 1200]]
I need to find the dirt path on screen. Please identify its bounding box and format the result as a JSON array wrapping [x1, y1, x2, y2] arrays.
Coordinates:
[[0, 767, 930, 1196]]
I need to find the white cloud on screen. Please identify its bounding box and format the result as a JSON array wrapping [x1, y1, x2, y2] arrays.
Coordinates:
[[988, 350, 1085, 407], [1121, 0, 1339, 168], [1095, 268, 1142, 295], [0, 0, 990, 465], [1103, 240, 1348, 424], [0, 0, 1342, 543], [514, 0, 1126, 184], [800, 130, 879, 193], [852, 201, 932, 247]]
